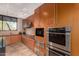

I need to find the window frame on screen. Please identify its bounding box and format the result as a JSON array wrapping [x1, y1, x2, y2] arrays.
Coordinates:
[[0, 15, 18, 31]]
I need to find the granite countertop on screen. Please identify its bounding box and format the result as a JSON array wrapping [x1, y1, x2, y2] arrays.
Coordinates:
[[0, 34, 20, 36]]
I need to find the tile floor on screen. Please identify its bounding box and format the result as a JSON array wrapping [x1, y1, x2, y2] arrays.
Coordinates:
[[6, 42, 37, 56]]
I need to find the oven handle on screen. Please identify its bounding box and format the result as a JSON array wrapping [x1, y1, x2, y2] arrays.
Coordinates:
[[49, 48, 62, 56], [49, 48, 70, 56]]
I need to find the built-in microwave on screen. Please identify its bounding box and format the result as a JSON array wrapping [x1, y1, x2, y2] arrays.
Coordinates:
[[48, 27, 71, 52], [35, 28, 44, 37]]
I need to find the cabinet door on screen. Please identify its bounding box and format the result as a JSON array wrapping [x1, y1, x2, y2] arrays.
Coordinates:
[[28, 39, 34, 51], [22, 36, 34, 51], [34, 9, 41, 28], [39, 3, 55, 28], [11, 35, 21, 44], [5, 36, 11, 45], [34, 4, 55, 28], [34, 4, 56, 55], [6, 35, 21, 45], [22, 36, 29, 47], [22, 36, 27, 45], [35, 36, 45, 56]]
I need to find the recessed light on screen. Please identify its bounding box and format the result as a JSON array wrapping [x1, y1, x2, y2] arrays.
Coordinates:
[[43, 12, 48, 16]]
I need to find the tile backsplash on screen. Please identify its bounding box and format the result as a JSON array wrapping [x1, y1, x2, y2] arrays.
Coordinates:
[[25, 28, 35, 35]]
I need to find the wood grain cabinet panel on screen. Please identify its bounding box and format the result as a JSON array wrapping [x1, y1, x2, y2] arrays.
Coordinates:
[[27, 38, 34, 51], [6, 36, 11, 45], [32, 3, 55, 56], [22, 36, 35, 51], [6, 35, 21, 45], [34, 3, 55, 28]]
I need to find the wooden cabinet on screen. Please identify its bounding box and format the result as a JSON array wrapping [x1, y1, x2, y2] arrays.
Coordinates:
[[34, 3, 55, 28], [55, 3, 79, 55], [35, 36, 46, 56], [23, 15, 34, 28], [28, 38, 34, 51], [22, 35, 34, 51], [5, 36, 11, 45], [23, 3, 55, 55], [34, 3, 55, 56], [33, 12, 40, 28], [6, 35, 21, 45]]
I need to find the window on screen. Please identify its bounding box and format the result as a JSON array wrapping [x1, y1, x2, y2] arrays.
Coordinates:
[[0, 15, 17, 31]]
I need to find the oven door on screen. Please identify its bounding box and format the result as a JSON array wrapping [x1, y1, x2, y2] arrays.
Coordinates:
[[49, 33, 66, 46], [49, 32, 70, 52]]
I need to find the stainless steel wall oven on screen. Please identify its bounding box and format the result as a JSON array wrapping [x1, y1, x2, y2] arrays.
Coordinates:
[[48, 27, 71, 56]]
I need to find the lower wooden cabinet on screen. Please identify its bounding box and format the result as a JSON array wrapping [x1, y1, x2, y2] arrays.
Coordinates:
[[22, 35, 47, 56], [5, 35, 21, 45], [22, 36, 34, 51], [34, 36, 47, 56]]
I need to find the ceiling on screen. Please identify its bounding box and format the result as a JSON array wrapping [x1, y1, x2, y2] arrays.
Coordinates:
[[0, 3, 43, 19]]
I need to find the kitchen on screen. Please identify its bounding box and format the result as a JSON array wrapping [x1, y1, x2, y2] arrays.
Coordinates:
[[0, 3, 79, 56]]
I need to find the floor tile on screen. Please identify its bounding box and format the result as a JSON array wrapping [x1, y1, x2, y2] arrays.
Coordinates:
[[6, 42, 37, 56]]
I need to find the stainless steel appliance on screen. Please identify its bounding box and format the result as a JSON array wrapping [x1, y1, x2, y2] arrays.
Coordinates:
[[36, 28, 44, 37], [47, 27, 71, 56]]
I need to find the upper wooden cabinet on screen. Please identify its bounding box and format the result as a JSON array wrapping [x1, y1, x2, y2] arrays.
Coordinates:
[[34, 3, 55, 28], [23, 4, 55, 28], [35, 4, 55, 18], [39, 3, 55, 19], [23, 15, 34, 28]]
